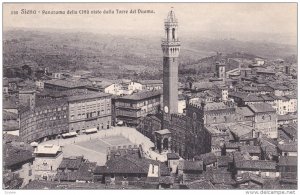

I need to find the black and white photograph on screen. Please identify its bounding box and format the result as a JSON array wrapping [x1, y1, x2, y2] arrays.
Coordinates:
[[1, 1, 298, 192]]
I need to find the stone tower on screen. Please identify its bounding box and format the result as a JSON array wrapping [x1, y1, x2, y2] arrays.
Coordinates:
[[216, 60, 226, 81], [161, 9, 180, 114]]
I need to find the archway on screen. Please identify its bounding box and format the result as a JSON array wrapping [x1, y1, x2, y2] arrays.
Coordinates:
[[156, 140, 162, 152], [163, 138, 169, 150]]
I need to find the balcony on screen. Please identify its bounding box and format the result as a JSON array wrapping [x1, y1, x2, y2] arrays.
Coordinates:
[[161, 38, 180, 46]]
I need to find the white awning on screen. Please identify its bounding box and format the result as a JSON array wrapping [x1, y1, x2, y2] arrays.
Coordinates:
[[62, 132, 77, 137], [117, 121, 124, 125], [62, 133, 70, 138], [69, 132, 78, 136], [85, 128, 97, 133], [30, 142, 39, 147]]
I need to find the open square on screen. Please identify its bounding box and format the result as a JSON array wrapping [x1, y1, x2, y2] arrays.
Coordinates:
[[62, 135, 133, 165]]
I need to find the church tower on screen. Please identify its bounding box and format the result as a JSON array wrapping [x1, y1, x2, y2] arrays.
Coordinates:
[[161, 9, 180, 114]]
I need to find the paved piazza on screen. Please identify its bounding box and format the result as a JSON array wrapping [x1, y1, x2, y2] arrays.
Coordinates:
[[39, 127, 154, 165], [63, 135, 133, 165]]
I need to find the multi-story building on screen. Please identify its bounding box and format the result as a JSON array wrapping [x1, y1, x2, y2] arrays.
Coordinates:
[[68, 93, 112, 133], [19, 89, 36, 108], [19, 99, 69, 143], [139, 80, 163, 91], [248, 103, 278, 139], [33, 144, 63, 181], [104, 145, 171, 188], [114, 90, 162, 126], [128, 81, 143, 92]]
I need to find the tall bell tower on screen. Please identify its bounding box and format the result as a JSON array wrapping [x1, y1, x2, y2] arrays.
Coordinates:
[[161, 8, 180, 114]]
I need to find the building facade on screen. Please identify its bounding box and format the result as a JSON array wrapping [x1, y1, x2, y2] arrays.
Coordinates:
[[248, 103, 278, 139], [68, 93, 112, 133], [19, 99, 69, 143], [33, 144, 63, 181], [114, 90, 162, 126]]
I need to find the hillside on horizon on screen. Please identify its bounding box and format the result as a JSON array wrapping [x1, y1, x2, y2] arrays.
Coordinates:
[[3, 29, 297, 76]]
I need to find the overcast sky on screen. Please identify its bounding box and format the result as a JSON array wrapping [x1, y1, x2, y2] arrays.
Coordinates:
[[3, 3, 297, 44]]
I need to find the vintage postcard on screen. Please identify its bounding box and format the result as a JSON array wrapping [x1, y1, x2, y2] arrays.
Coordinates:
[[2, 2, 298, 193]]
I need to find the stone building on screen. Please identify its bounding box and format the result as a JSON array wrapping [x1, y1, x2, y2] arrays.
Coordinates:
[[247, 103, 278, 138], [114, 90, 162, 126], [19, 99, 69, 143], [67, 92, 112, 133], [33, 144, 63, 181]]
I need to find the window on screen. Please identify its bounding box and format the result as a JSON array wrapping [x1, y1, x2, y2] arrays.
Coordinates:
[[137, 174, 142, 179], [262, 116, 265, 120], [123, 174, 128, 179], [213, 117, 216, 123], [29, 169, 32, 176], [111, 174, 115, 179]]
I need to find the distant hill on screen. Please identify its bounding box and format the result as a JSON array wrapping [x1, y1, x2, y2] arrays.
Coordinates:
[[3, 29, 297, 78]]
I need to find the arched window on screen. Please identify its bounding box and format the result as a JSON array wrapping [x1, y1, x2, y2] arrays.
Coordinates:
[[213, 117, 216, 123], [172, 28, 175, 39], [224, 116, 227, 122]]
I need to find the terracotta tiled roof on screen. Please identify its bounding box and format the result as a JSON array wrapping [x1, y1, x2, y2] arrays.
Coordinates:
[[236, 172, 264, 185], [194, 153, 217, 165], [178, 160, 203, 172], [186, 180, 215, 189], [278, 143, 297, 152], [4, 145, 34, 168], [118, 90, 162, 101], [58, 156, 84, 170], [167, 153, 180, 160], [278, 156, 297, 166], [235, 160, 276, 171], [239, 145, 261, 154]]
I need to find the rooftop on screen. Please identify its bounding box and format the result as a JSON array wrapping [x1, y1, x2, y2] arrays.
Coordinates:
[[239, 145, 261, 154], [118, 90, 162, 101], [67, 92, 111, 102], [44, 79, 88, 88], [155, 129, 171, 135], [58, 156, 84, 170], [204, 102, 228, 111], [34, 144, 61, 155], [235, 160, 277, 170], [4, 145, 34, 168], [277, 143, 297, 152], [3, 111, 18, 120], [278, 156, 297, 166], [236, 172, 264, 185], [167, 153, 180, 160], [178, 160, 203, 172], [236, 107, 254, 117], [138, 80, 163, 85], [194, 152, 217, 165], [186, 180, 215, 189], [248, 103, 276, 113]]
